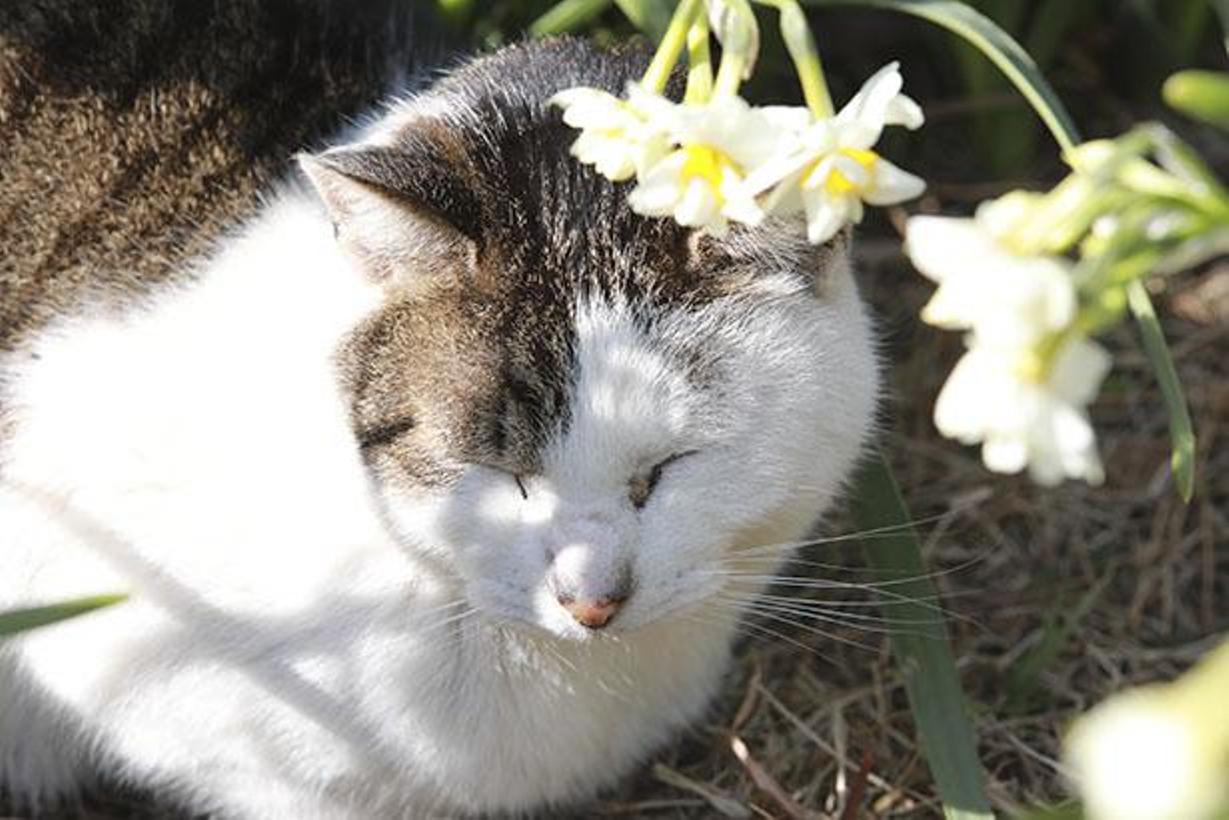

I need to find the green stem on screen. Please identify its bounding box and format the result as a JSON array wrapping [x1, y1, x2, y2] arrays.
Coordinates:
[[754, 0, 835, 116], [713, 47, 748, 97], [685, 14, 714, 103], [711, 0, 760, 98], [529, 0, 613, 36], [642, 0, 703, 93]]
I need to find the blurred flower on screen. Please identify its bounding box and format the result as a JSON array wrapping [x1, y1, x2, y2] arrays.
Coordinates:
[[906, 210, 1077, 350], [1065, 639, 1229, 820], [550, 84, 674, 182], [748, 62, 925, 244], [904, 197, 1115, 486], [934, 334, 1111, 486]]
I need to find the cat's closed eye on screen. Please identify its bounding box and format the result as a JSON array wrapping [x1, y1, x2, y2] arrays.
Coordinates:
[[628, 451, 697, 510], [357, 416, 415, 451]]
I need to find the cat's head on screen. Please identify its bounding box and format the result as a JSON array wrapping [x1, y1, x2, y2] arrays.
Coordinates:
[[301, 38, 879, 641]]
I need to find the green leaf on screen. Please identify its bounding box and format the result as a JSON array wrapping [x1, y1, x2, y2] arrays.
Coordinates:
[[1164, 70, 1229, 130], [1126, 281, 1197, 502], [1005, 571, 1112, 714], [613, 0, 673, 40], [805, 0, 1080, 151], [0, 594, 128, 638], [852, 452, 993, 820], [530, 0, 614, 36], [1015, 801, 1086, 820], [1213, 0, 1229, 56]]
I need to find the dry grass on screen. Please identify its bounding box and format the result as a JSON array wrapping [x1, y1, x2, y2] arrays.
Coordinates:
[[598, 236, 1229, 819]]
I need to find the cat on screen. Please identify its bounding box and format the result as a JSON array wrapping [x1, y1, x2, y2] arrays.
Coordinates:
[[0, 30, 879, 820]]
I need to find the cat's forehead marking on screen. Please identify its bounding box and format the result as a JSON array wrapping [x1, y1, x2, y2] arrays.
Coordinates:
[[333, 38, 842, 487]]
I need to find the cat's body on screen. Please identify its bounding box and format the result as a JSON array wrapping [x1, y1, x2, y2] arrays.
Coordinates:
[[0, 17, 878, 820]]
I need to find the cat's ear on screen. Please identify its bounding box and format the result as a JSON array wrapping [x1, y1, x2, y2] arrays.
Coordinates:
[[297, 145, 480, 284]]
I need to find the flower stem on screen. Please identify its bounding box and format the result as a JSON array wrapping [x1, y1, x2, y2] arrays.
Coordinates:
[[642, 0, 702, 94], [685, 14, 713, 103], [711, 0, 759, 98], [755, 0, 834, 117], [713, 47, 747, 97]]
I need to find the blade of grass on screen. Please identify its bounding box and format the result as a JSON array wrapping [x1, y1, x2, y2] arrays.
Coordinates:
[[1005, 570, 1113, 715], [1126, 280, 1196, 501], [1213, 0, 1229, 55], [0, 594, 128, 638], [852, 451, 992, 820], [1170, 0, 1212, 61], [530, 0, 614, 36]]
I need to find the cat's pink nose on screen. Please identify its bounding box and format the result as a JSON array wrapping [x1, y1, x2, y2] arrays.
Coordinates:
[[557, 594, 625, 629]]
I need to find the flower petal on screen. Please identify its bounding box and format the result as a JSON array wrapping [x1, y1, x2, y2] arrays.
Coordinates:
[[802, 189, 848, 244], [863, 157, 926, 205], [675, 177, 720, 229], [885, 93, 925, 130], [983, 435, 1029, 475], [835, 62, 904, 149], [904, 216, 999, 284]]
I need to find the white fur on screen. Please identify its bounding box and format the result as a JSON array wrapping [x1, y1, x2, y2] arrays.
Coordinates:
[[0, 184, 878, 816]]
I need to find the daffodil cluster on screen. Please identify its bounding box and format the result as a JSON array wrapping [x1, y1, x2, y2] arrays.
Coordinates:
[[552, 0, 1220, 494], [550, 0, 924, 241], [905, 195, 1112, 486], [905, 123, 1227, 487]]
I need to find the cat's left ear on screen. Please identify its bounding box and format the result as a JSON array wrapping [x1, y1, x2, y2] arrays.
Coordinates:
[[298, 144, 480, 284]]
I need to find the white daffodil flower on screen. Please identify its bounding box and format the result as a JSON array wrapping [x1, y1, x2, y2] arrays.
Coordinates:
[[906, 211, 1077, 351], [549, 84, 674, 182], [746, 62, 925, 244], [905, 197, 1114, 485], [934, 334, 1111, 486], [627, 94, 787, 236]]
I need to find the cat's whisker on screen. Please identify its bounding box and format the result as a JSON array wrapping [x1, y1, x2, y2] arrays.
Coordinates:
[[718, 554, 925, 576], [701, 598, 885, 655], [679, 610, 836, 665], [705, 559, 984, 596], [722, 592, 955, 628], [718, 595, 951, 640], [730, 509, 969, 557], [415, 605, 479, 641], [714, 573, 980, 629]]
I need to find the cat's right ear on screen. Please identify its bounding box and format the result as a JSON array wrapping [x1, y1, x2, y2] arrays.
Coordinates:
[[297, 146, 479, 286]]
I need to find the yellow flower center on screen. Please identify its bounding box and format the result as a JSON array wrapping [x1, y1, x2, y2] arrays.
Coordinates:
[[806, 147, 879, 195], [681, 144, 732, 195], [1013, 332, 1067, 384], [1012, 350, 1047, 384]]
